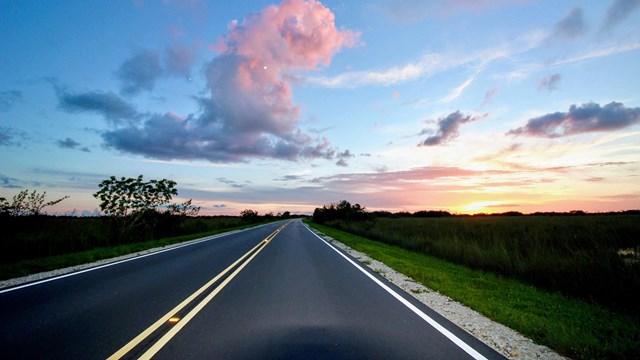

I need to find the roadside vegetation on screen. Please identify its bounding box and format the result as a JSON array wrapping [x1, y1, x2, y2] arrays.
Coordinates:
[[307, 220, 640, 359], [0, 176, 293, 280], [312, 201, 640, 359]]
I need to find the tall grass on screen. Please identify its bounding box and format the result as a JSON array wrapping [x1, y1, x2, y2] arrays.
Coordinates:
[[0, 215, 245, 264], [325, 215, 640, 314]]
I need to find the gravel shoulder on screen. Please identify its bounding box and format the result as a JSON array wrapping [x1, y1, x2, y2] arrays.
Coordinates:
[[1, 226, 565, 359], [309, 228, 566, 360]]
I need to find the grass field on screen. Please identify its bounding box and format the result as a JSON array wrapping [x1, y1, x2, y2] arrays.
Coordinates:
[[0, 221, 260, 281], [322, 214, 640, 314], [307, 221, 640, 360], [0, 215, 259, 280]]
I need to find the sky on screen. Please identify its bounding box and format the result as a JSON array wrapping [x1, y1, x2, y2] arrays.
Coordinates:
[[1, 0, 640, 216]]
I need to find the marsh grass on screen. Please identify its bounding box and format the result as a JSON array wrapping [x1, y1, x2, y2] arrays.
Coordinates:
[[308, 222, 640, 359], [0, 221, 255, 280], [325, 215, 640, 313]]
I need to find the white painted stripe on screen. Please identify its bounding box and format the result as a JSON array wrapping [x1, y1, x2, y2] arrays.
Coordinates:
[[303, 223, 488, 360], [0, 222, 275, 294]]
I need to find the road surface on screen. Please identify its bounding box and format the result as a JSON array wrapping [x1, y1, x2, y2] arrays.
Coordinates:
[[0, 219, 505, 359]]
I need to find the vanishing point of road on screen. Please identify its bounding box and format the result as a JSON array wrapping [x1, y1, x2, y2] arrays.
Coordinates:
[[0, 219, 506, 359]]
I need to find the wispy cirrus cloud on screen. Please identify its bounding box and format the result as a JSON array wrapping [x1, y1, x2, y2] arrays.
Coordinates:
[[376, 0, 524, 22], [306, 33, 538, 88], [508, 101, 640, 138]]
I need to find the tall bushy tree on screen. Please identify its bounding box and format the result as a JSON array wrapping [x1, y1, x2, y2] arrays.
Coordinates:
[[313, 200, 367, 224], [94, 175, 180, 240]]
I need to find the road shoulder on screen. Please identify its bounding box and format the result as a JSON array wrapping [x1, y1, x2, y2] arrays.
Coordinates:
[[305, 225, 566, 360]]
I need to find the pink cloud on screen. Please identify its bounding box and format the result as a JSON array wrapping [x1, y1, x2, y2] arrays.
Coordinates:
[[102, 0, 358, 164], [217, 0, 358, 70], [203, 0, 359, 144]]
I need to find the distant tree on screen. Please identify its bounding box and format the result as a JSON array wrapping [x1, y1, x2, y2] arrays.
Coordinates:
[[166, 199, 201, 217], [94, 175, 184, 239], [0, 190, 69, 216], [313, 200, 367, 224], [281, 211, 291, 219], [240, 209, 259, 222]]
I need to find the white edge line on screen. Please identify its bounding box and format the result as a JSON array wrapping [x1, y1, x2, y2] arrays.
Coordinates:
[[303, 223, 488, 360], [0, 222, 274, 295]]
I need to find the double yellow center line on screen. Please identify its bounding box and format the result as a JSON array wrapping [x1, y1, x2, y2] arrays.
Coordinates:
[[108, 221, 291, 359]]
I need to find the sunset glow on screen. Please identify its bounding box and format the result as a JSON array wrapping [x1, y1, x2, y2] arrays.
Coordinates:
[[1, 1, 639, 215]]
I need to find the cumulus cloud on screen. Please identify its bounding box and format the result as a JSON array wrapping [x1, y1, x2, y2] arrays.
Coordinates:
[[117, 49, 163, 95], [419, 111, 486, 146], [547, 7, 587, 42], [103, 0, 356, 164], [0, 90, 22, 111], [601, 0, 640, 32], [58, 90, 140, 125], [507, 101, 640, 138], [538, 73, 561, 92]]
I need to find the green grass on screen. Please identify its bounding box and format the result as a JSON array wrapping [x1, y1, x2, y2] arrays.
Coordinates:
[[0, 224, 254, 281], [307, 221, 640, 360], [324, 215, 640, 313]]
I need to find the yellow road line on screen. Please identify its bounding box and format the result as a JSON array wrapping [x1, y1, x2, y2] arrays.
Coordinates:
[[107, 221, 290, 360], [138, 233, 272, 359]]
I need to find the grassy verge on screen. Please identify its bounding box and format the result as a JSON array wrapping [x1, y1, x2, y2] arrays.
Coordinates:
[[0, 223, 257, 281], [307, 221, 640, 360]]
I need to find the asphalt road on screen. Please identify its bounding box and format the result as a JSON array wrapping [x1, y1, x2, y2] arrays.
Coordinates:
[[1, 219, 505, 359]]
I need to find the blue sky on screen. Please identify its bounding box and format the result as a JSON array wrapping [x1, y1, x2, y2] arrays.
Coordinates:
[[1, 0, 639, 215]]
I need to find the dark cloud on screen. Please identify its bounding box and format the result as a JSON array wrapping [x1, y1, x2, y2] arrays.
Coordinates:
[[419, 111, 485, 146], [101, 112, 337, 163], [117, 49, 163, 95], [0, 90, 22, 111], [547, 7, 587, 42], [56, 137, 90, 152], [275, 175, 305, 181], [507, 101, 640, 138], [601, 0, 640, 32], [538, 73, 561, 92], [0, 174, 22, 189], [335, 149, 355, 167], [58, 90, 139, 125], [57, 137, 80, 149], [165, 43, 196, 78], [217, 177, 245, 189], [0, 126, 27, 147], [212, 204, 227, 208]]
